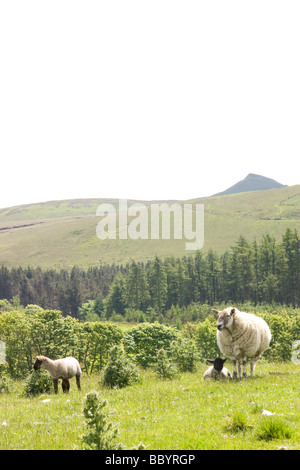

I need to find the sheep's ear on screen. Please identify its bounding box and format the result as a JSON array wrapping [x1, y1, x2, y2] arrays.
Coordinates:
[[230, 308, 236, 315], [213, 309, 219, 315], [222, 358, 227, 364], [206, 359, 214, 364]]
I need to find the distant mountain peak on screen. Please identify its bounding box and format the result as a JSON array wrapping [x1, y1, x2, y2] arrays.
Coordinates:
[[212, 173, 286, 197]]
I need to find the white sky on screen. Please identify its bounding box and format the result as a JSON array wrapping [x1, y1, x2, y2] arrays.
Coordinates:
[[1, 1, 300, 208]]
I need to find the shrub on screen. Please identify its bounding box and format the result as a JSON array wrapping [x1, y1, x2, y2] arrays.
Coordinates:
[[156, 348, 177, 379], [171, 337, 198, 372], [123, 322, 178, 368], [196, 316, 219, 360], [80, 322, 124, 374], [0, 309, 80, 378], [102, 345, 140, 388], [260, 313, 295, 362], [23, 369, 53, 396], [82, 392, 122, 450], [0, 375, 14, 394], [0, 299, 14, 313]]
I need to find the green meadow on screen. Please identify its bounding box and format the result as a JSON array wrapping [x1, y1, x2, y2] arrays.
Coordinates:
[[1, 185, 300, 451], [1, 361, 300, 450]]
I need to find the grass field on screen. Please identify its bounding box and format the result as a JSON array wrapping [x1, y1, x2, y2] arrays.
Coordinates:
[[1, 361, 300, 450]]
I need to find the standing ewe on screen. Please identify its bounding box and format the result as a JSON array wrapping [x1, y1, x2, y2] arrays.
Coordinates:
[[203, 357, 232, 380], [213, 307, 271, 378], [33, 355, 82, 394]]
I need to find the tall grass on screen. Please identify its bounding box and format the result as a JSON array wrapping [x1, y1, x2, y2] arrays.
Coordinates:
[[257, 417, 293, 441]]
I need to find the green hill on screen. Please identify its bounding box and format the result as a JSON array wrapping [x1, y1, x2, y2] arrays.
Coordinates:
[[0, 185, 300, 269]]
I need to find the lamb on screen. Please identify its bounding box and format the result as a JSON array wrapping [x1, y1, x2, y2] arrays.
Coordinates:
[[33, 355, 82, 394], [203, 357, 232, 380], [213, 307, 271, 379]]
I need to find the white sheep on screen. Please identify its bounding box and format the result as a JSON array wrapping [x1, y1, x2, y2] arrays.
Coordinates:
[[203, 357, 232, 380], [33, 355, 82, 394], [213, 307, 271, 378]]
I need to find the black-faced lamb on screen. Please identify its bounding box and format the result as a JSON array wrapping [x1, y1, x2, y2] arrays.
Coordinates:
[[33, 355, 82, 394], [203, 357, 232, 379], [213, 307, 271, 379]]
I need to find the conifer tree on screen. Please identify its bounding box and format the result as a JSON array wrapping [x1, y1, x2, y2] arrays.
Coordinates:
[[148, 256, 167, 313], [123, 261, 150, 310]]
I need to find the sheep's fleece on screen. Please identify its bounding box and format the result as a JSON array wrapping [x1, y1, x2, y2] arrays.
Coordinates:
[[214, 307, 271, 374]]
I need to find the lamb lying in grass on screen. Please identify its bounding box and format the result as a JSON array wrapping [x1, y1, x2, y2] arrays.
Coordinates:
[[203, 357, 232, 380], [213, 307, 271, 378], [33, 355, 82, 394]]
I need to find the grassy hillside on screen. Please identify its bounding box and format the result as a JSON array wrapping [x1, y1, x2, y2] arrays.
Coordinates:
[[0, 185, 300, 269]]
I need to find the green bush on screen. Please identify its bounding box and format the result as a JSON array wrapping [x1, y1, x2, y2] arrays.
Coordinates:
[[123, 322, 178, 368], [260, 312, 297, 362], [171, 337, 198, 372], [80, 322, 124, 374], [0, 375, 14, 394], [23, 369, 53, 396], [195, 315, 219, 360], [0, 309, 80, 378], [102, 345, 140, 388], [156, 348, 177, 379]]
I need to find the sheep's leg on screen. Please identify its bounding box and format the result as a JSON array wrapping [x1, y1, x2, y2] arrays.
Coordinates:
[[237, 360, 242, 378], [251, 354, 261, 376], [250, 360, 256, 376], [250, 358, 258, 376], [242, 358, 247, 378], [232, 359, 238, 379], [76, 373, 81, 390], [62, 378, 70, 393], [53, 378, 58, 394]]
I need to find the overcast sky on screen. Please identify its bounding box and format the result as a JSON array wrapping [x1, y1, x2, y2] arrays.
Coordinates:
[[1, 1, 300, 208]]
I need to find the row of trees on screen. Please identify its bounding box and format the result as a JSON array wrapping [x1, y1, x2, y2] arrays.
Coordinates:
[[105, 228, 300, 316], [0, 264, 122, 316], [0, 228, 299, 317]]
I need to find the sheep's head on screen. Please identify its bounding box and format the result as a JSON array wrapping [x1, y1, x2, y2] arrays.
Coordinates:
[[206, 357, 227, 371], [33, 355, 46, 370], [213, 307, 236, 330]]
